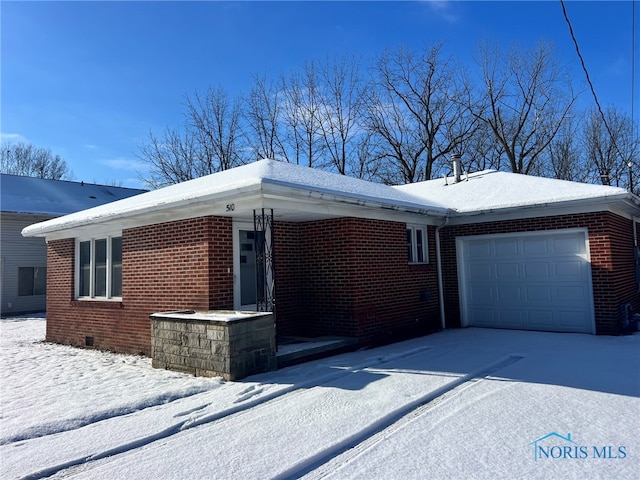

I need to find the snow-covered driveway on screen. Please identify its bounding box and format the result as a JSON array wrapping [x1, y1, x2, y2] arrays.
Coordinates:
[[1, 316, 638, 479]]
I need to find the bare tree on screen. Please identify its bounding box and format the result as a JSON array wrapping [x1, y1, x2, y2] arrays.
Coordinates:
[[366, 44, 477, 184], [315, 55, 369, 176], [137, 127, 201, 189], [462, 121, 505, 173], [364, 86, 423, 184], [1, 142, 72, 179], [139, 86, 247, 187], [186, 86, 246, 171], [244, 74, 287, 161], [583, 106, 639, 190], [546, 115, 588, 182], [473, 41, 578, 175], [280, 62, 326, 167]]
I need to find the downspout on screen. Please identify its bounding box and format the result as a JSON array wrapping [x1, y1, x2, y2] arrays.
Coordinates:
[[634, 216, 640, 293], [435, 215, 450, 331]]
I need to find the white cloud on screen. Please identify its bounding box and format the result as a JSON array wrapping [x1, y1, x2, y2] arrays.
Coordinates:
[[101, 157, 147, 172], [423, 0, 459, 24], [0, 132, 28, 144]]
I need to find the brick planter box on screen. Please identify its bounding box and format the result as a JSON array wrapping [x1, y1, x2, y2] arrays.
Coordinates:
[[150, 310, 276, 380]]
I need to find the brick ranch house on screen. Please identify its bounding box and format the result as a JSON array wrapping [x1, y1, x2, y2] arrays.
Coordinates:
[[22, 159, 640, 357]]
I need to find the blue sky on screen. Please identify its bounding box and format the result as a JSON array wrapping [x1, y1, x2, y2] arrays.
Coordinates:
[[1, 1, 637, 187]]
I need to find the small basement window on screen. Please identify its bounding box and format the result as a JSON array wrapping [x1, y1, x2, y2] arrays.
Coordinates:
[[76, 235, 122, 300], [407, 225, 428, 264]]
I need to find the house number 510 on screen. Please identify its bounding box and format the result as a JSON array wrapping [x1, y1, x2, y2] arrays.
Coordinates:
[[226, 203, 235, 212]]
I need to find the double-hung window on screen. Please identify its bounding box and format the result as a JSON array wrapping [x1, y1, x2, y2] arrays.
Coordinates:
[[407, 225, 428, 264], [76, 235, 122, 299]]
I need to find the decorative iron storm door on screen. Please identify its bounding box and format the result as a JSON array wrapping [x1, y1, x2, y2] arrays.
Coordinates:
[[253, 209, 275, 313]]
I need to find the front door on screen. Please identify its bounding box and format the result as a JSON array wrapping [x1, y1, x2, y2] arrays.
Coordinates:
[[233, 224, 257, 310]]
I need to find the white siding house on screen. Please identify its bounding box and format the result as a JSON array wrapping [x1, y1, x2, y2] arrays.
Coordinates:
[[0, 174, 146, 316]]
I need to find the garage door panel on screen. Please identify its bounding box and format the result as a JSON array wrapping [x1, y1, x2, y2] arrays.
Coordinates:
[[468, 308, 496, 326], [558, 311, 590, 330], [525, 286, 552, 302], [495, 262, 520, 280], [523, 237, 549, 255], [557, 285, 587, 303], [459, 230, 594, 334], [553, 235, 586, 254], [467, 242, 492, 258], [527, 310, 555, 329], [524, 262, 551, 279], [554, 261, 585, 278], [469, 285, 493, 301], [468, 262, 493, 281], [495, 239, 519, 256], [497, 286, 522, 301]]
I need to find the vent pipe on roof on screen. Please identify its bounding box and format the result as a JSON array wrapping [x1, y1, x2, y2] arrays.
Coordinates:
[[452, 153, 462, 183]]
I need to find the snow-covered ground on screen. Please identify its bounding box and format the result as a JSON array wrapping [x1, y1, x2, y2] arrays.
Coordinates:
[[1, 315, 638, 479]]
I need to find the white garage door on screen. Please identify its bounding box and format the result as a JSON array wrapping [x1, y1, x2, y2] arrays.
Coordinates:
[[457, 229, 595, 334]]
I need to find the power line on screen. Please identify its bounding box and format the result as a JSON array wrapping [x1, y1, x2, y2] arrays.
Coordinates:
[[559, 0, 634, 190], [632, 0, 636, 193], [632, 0, 636, 137]]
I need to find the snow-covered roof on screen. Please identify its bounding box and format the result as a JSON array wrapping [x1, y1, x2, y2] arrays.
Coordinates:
[[20, 161, 640, 239], [21, 160, 449, 238], [394, 170, 639, 216], [1, 174, 147, 217]]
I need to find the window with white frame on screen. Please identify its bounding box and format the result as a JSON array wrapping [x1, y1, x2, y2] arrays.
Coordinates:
[[407, 225, 428, 264], [76, 235, 122, 299]]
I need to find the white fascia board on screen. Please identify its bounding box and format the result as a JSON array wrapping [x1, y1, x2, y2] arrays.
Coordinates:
[[444, 196, 635, 226], [261, 194, 441, 225], [23, 184, 265, 240], [260, 181, 449, 221], [25, 180, 448, 241]]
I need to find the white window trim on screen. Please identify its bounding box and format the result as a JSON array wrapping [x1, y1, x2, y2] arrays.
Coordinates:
[[407, 225, 429, 264], [75, 233, 122, 301]]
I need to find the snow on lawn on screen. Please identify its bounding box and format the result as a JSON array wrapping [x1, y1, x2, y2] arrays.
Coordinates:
[[1, 316, 638, 480], [0, 315, 223, 445]]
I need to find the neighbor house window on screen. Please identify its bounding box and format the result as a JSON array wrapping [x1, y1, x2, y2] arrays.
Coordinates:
[[76, 235, 122, 299], [18, 267, 47, 296], [407, 225, 428, 264]]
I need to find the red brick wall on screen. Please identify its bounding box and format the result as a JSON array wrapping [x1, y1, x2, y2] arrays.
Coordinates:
[[607, 215, 640, 325], [49, 215, 438, 354], [48, 210, 634, 355], [46, 216, 233, 355], [46, 239, 77, 346], [273, 222, 301, 337], [207, 218, 234, 308], [439, 212, 640, 335], [275, 218, 440, 344]]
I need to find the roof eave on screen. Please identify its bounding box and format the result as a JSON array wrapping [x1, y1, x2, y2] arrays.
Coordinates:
[[22, 183, 265, 238], [22, 180, 450, 239], [446, 192, 640, 225], [260, 180, 450, 218]]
